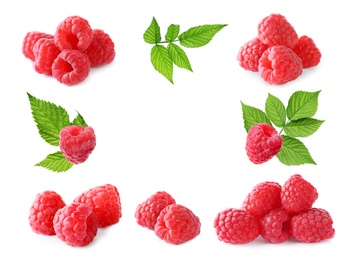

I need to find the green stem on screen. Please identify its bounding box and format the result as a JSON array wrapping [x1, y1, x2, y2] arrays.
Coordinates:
[[157, 40, 179, 44], [279, 120, 290, 135]]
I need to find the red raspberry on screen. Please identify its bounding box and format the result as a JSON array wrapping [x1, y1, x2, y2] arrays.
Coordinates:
[[281, 174, 318, 214], [258, 45, 303, 85], [22, 31, 53, 61], [83, 29, 116, 67], [135, 191, 176, 230], [290, 208, 335, 242], [54, 15, 93, 52], [52, 49, 91, 86], [245, 123, 283, 164], [154, 204, 201, 245], [28, 190, 66, 235], [32, 38, 61, 76], [292, 35, 321, 68], [214, 208, 259, 244], [73, 184, 122, 228], [259, 208, 291, 243], [237, 37, 269, 72], [53, 202, 98, 247], [257, 13, 298, 49], [59, 125, 96, 164]]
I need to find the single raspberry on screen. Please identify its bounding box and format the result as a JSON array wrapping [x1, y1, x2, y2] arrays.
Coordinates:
[[59, 125, 96, 164], [245, 123, 283, 164], [257, 13, 298, 49], [83, 29, 116, 67], [54, 15, 93, 52], [22, 31, 53, 61], [258, 45, 303, 85], [281, 174, 318, 214], [259, 208, 291, 243], [135, 191, 176, 230], [237, 37, 269, 72], [154, 204, 201, 245], [32, 38, 61, 76], [28, 190, 66, 235], [292, 35, 321, 69], [214, 208, 259, 244], [73, 184, 122, 228], [53, 202, 98, 247], [290, 208, 335, 242]]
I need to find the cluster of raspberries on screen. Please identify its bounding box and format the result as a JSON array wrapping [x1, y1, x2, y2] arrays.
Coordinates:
[[22, 15, 115, 86], [28, 184, 122, 247], [214, 174, 335, 244], [237, 13, 321, 85], [135, 191, 201, 245]]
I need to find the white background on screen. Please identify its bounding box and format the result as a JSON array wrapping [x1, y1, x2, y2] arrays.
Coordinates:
[[1, 0, 352, 259]]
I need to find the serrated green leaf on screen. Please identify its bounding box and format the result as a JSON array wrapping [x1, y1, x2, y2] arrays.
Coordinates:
[[165, 24, 180, 42], [286, 90, 321, 121], [35, 152, 74, 172], [143, 17, 161, 44], [27, 93, 70, 146], [167, 43, 192, 71], [241, 101, 272, 132], [179, 24, 227, 48], [284, 118, 324, 137], [72, 112, 88, 127], [265, 93, 286, 127], [276, 136, 316, 165], [151, 45, 173, 83]]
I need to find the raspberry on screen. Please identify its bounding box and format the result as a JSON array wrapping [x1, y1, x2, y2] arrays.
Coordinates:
[[135, 191, 176, 230], [54, 15, 93, 52], [22, 31, 53, 61], [281, 174, 318, 214], [73, 184, 122, 228], [32, 38, 61, 76], [154, 204, 201, 245], [258, 45, 303, 85], [53, 202, 98, 247], [83, 29, 116, 67], [51, 49, 91, 86], [245, 123, 283, 164], [28, 190, 66, 235], [290, 208, 335, 242], [292, 35, 321, 68], [237, 37, 269, 72], [259, 208, 291, 243], [59, 125, 96, 164], [257, 13, 298, 49], [214, 208, 259, 244]]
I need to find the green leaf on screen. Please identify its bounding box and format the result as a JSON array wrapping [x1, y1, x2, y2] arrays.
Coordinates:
[[27, 92, 70, 146], [165, 24, 180, 42], [284, 118, 324, 137], [167, 43, 193, 71], [143, 17, 161, 44], [179, 24, 227, 48], [276, 136, 316, 165], [286, 90, 321, 121], [151, 45, 174, 83], [35, 152, 74, 173], [241, 101, 272, 132], [265, 93, 286, 127], [72, 112, 88, 127]]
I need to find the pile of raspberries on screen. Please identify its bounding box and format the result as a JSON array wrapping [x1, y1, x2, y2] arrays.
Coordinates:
[[237, 13, 321, 85], [22, 15, 115, 86]]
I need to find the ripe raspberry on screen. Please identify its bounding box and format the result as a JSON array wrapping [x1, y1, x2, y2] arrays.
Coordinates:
[[53, 202, 98, 247], [237, 37, 269, 72], [73, 184, 122, 228], [259, 208, 291, 243], [281, 174, 318, 214], [59, 125, 96, 164], [258, 45, 303, 85], [32, 38, 61, 76], [245, 123, 283, 164], [83, 29, 116, 67], [54, 15, 93, 52], [135, 191, 176, 230], [154, 204, 201, 245], [290, 208, 335, 242], [257, 13, 298, 49], [22, 31, 53, 61], [28, 190, 66, 235], [292, 35, 321, 68], [214, 208, 259, 244]]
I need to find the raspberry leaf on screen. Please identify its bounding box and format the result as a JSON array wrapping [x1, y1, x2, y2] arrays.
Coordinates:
[[165, 24, 180, 42], [144, 17, 161, 44], [286, 90, 321, 121], [35, 151, 74, 173], [284, 118, 324, 137], [151, 45, 174, 83], [241, 101, 272, 132], [179, 24, 227, 48], [265, 93, 286, 127], [167, 43, 193, 71], [71, 112, 88, 127]]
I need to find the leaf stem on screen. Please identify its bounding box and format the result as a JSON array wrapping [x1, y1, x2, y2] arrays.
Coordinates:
[[279, 120, 291, 135], [157, 40, 179, 44]]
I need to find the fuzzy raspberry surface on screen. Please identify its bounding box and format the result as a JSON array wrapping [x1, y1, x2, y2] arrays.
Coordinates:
[[259, 208, 291, 243], [22, 31, 53, 61], [237, 37, 269, 72], [293, 35, 321, 68], [32, 38, 61, 76]]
